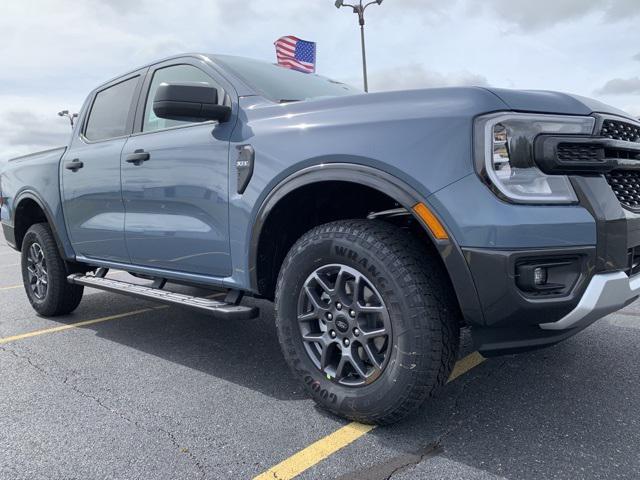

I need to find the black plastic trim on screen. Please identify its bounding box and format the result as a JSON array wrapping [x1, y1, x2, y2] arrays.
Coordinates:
[[236, 145, 255, 194], [1, 222, 16, 250], [535, 135, 640, 174], [249, 163, 485, 326], [463, 246, 596, 328], [11, 191, 70, 260], [570, 176, 631, 271]]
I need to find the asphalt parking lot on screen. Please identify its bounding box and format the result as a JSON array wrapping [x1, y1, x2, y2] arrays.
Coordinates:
[[1, 239, 640, 480]]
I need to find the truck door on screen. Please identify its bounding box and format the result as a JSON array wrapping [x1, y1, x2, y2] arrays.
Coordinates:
[[61, 71, 145, 263], [120, 60, 232, 277]]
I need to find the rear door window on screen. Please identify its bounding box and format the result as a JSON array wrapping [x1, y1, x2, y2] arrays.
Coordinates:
[[84, 76, 139, 141]]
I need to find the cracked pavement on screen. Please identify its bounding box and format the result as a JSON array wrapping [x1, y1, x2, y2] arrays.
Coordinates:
[[1, 239, 640, 479]]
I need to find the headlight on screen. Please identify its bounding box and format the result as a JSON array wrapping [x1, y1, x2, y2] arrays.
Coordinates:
[[474, 113, 595, 204]]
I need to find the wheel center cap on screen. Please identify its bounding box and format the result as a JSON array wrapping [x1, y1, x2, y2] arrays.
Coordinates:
[[335, 316, 349, 333]]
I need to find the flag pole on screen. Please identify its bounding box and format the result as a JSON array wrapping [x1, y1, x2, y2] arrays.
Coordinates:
[[335, 0, 383, 93], [359, 16, 368, 92]]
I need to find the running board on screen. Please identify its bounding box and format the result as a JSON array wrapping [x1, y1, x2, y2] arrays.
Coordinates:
[[67, 274, 259, 320]]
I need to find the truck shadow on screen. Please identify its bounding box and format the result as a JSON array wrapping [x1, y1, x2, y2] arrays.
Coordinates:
[[60, 286, 307, 401]]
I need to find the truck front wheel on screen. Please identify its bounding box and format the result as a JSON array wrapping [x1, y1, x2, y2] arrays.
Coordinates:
[[275, 219, 461, 425], [21, 224, 84, 317]]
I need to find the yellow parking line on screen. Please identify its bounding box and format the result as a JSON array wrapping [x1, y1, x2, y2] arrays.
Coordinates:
[[0, 291, 227, 345], [0, 273, 127, 293], [0, 306, 166, 345], [447, 351, 486, 383], [254, 423, 375, 480], [253, 351, 486, 480]]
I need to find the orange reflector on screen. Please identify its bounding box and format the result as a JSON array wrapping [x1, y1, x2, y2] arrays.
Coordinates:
[[413, 202, 449, 240]]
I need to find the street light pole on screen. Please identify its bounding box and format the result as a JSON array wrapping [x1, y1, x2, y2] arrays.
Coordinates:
[[335, 0, 383, 93]]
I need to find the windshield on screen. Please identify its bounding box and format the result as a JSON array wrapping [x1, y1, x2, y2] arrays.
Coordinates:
[[213, 55, 360, 102]]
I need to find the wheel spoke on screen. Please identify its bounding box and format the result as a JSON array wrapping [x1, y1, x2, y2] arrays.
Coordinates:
[[319, 343, 330, 371], [362, 342, 383, 370], [357, 304, 385, 313], [29, 244, 39, 262], [352, 274, 363, 305], [335, 355, 348, 379], [335, 269, 349, 299], [302, 332, 325, 342], [313, 273, 333, 295], [361, 328, 387, 340], [347, 353, 368, 379], [297, 310, 317, 322], [304, 286, 328, 312]]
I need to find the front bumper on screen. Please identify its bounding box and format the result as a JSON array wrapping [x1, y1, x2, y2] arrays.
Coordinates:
[[464, 172, 640, 356], [540, 271, 640, 331]]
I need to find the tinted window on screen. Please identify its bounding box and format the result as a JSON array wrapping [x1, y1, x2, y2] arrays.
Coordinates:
[[213, 55, 359, 102], [85, 76, 138, 141], [143, 64, 224, 132]]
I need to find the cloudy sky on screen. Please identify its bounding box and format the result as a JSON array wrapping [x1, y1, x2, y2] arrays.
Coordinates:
[[1, 0, 638, 160]]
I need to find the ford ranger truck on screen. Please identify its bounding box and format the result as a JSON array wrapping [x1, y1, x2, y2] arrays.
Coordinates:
[[2, 54, 639, 425]]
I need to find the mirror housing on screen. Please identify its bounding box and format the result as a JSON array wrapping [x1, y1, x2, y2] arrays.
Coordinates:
[[153, 82, 231, 123]]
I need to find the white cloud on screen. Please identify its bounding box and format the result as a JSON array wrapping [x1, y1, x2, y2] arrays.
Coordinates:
[[468, 0, 640, 32], [596, 77, 640, 95], [0, 96, 73, 162], [368, 65, 489, 91]]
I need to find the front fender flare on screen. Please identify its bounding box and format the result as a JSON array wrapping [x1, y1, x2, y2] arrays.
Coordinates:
[[248, 163, 485, 325]]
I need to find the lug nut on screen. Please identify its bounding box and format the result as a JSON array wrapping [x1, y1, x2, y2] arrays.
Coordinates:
[[349, 310, 356, 318], [330, 330, 337, 338], [353, 328, 360, 336], [343, 338, 350, 346], [336, 302, 342, 310], [326, 313, 333, 321]]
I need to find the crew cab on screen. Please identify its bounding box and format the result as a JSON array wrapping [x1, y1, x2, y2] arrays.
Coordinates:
[[2, 53, 639, 424]]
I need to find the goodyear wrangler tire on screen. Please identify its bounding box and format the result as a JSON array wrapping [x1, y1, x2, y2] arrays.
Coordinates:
[[275, 219, 461, 425], [21, 223, 84, 317]]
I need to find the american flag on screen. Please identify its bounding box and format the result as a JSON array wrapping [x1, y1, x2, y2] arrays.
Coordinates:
[[274, 36, 316, 74]]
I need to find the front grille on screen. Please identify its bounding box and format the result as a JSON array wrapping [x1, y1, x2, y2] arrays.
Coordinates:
[[605, 170, 640, 211], [601, 119, 640, 143], [557, 144, 601, 162]]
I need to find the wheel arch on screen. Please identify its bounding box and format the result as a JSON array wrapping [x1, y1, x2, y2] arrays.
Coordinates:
[[13, 191, 66, 258], [249, 163, 484, 325]]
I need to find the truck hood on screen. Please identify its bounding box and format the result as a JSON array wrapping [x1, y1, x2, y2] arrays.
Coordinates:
[[245, 86, 636, 124], [484, 87, 636, 121]]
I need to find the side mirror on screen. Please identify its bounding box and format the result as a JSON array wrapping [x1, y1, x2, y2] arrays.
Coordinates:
[[153, 82, 231, 123]]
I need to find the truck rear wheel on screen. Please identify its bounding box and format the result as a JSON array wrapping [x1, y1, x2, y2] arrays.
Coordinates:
[[275, 219, 460, 425], [21, 223, 84, 316]]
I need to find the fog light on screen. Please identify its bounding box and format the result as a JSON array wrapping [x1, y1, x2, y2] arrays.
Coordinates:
[[534, 267, 547, 286], [516, 258, 579, 295]]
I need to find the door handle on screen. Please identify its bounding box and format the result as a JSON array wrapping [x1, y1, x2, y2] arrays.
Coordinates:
[[125, 149, 150, 165], [64, 159, 84, 171]]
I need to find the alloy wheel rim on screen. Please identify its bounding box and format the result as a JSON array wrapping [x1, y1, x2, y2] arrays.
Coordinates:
[[297, 264, 392, 387], [26, 242, 48, 300]]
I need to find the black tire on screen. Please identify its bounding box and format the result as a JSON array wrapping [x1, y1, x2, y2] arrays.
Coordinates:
[[21, 223, 84, 316], [275, 220, 460, 425]]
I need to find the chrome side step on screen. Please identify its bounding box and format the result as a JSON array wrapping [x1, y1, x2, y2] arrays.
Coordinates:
[[67, 274, 259, 320]]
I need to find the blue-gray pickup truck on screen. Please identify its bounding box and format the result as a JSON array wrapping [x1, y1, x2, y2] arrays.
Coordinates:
[[2, 53, 640, 424]]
